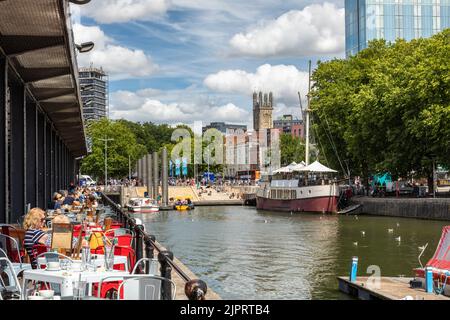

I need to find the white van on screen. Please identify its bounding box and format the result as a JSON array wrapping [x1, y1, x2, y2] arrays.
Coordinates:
[[79, 175, 96, 187]]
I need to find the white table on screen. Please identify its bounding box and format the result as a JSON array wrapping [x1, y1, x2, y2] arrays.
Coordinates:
[[22, 268, 129, 299], [37, 254, 129, 272]]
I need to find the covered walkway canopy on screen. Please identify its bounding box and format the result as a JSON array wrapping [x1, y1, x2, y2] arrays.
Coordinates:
[[0, 0, 88, 224]]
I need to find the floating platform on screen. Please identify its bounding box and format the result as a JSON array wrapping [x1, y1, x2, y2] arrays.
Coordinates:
[[338, 276, 450, 300]]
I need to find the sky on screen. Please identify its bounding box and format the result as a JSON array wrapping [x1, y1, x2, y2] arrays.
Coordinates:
[[71, 0, 345, 130]]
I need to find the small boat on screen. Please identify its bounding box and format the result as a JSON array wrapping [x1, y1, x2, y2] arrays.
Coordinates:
[[413, 226, 450, 294], [127, 197, 159, 213], [174, 197, 195, 211]]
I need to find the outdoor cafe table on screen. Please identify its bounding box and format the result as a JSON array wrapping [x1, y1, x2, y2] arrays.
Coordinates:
[[21, 268, 129, 299], [37, 254, 129, 272]]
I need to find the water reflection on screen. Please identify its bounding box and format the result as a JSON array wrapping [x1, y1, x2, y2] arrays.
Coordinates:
[[134, 206, 447, 300]]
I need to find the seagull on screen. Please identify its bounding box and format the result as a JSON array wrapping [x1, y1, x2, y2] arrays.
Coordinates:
[[395, 236, 401, 242], [396, 223, 400, 227], [353, 241, 358, 246], [418, 245, 426, 251], [361, 231, 365, 236], [388, 229, 394, 233]]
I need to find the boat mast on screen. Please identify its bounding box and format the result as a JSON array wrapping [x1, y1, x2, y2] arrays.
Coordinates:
[[305, 60, 311, 166]]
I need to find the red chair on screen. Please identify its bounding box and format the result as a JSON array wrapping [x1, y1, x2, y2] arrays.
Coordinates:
[[113, 245, 136, 271], [72, 225, 82, 238]]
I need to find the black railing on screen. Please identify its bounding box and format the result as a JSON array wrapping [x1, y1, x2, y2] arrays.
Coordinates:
[[101, 192, 208, 300]]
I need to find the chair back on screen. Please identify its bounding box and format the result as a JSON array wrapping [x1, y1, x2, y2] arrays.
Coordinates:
[[0, 257, 22, 298], [36, 252, 74, 269], [0, 234, 22, 265], [131, 257, 159, 275], [51, 223, 73, 252], [118, 275, 176, 300], [113, 245, 136, 271]]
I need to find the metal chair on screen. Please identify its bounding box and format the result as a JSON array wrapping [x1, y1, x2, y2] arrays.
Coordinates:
[[97, 274, 176, 300], [0, 257, 22, 300], [131, 257, 159, 275], [0, 234, 23, 267], [35, 252, 74, 269]]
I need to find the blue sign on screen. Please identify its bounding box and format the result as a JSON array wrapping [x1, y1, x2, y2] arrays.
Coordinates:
[[182, 157, 188, 176], [175, 159, 181, 176]]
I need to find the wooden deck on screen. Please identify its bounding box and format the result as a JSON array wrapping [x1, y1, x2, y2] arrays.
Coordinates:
[[338, 276, 450, 300]]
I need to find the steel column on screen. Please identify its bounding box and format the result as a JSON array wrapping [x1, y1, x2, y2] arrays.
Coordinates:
[[25, 98, 37, 208], [37, 114, 45, 208], [153, 151, 159, 200], [10, 78, 26, 222], [142, 155, 147, 194], [146, 154, 153, 199], [162, 147, 168, 206], [0, 55, 8, 223]]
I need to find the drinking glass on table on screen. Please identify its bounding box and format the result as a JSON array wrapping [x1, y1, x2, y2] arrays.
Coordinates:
[[72, 281, 87, 300], [104, 244, 114, 271]]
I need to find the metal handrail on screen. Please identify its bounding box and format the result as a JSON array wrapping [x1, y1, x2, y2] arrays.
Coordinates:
[[100, 192, 207, 300]]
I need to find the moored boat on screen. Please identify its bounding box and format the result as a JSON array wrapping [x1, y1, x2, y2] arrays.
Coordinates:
[[413, 226, 450, 295], [127, 197, 159, 213]]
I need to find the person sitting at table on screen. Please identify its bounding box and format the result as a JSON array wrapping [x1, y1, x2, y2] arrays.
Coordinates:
[[63, 191, 76, 206], [52, 193, 63, 210], [86, 194, 98, 210], [23, 208, 49, 269]]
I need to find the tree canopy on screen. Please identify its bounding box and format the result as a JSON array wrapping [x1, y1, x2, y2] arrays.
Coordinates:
[[310, 29, 450, 191]]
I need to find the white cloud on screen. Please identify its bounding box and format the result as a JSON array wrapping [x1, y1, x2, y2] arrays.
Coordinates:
[[204, 64, 309, 105], [230, 2, 344, 57], [109, 88, 249, 125], [80, 0, 170, 24], [73, 23, 158, 80]]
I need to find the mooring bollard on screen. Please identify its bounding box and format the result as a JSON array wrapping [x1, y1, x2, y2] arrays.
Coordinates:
[[425, 266, 434, 293], [158, 250, 174, 300], [185, 279, 208, 300], [349, 256, 358, 282]]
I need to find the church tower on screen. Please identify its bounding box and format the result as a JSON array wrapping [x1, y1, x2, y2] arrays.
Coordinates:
[[253, 91, 273, 131]]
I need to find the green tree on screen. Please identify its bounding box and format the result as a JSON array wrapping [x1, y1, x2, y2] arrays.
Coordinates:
[[280, 134, 305, 166], [311, 29, 450, 191], [81, 118, 146, 180]]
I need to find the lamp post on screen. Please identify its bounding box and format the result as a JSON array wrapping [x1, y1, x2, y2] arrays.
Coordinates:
[[99, 136, 114, 187]]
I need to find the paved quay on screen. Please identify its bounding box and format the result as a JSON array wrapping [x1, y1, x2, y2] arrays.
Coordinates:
[[350, 196, 450, 220]]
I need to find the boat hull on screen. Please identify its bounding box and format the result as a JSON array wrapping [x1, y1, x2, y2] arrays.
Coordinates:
[[128, 206, 159, 213], [256, 195, 339, 213]]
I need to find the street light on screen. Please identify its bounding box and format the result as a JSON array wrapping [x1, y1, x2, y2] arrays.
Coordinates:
[[76, 42, 95, 53], [99, 136, 114, 187]]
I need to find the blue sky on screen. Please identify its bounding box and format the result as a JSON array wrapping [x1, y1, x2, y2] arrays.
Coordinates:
[[72, 0, 345, 129]]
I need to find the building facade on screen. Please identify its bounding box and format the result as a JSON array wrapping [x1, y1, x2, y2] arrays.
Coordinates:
[[253, 91, 274, 131], [273, 115, 304, 138], [345, 0, 450, 56], [202, 122, 247, 134], [79, 66, 108, 122]]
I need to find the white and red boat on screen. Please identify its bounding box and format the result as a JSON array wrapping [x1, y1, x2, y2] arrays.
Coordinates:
[[127, 197, 159, 213], [255, 71, 341, 213], [413, 226, 450, 294], [256, 161, 340, 213]]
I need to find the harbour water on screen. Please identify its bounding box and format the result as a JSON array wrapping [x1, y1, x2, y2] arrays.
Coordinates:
[[135, 206, 448, 299]]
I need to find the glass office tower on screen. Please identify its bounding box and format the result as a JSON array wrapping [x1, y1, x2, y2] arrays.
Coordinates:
[[345, 0, 450, 56]]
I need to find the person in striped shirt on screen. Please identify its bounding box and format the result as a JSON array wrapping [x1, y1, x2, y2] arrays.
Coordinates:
[[23, 208, 49, 269]]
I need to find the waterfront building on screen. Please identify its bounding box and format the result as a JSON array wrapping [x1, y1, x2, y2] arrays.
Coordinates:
[[0, 1, 87, 224], [202, 122, 247, 134], [79, 66, 108, 122], [345, 0, 450, 56], [253, 91, 274, 131], [273, 114, 304, 138]]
